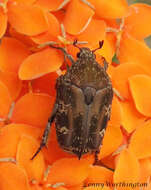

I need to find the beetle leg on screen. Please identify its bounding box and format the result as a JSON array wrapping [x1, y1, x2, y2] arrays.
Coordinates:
[[49, 44, 76, 65], [31, 104, 58, 160], [93, 151, 114, 171], [102, 57, 108, 71], [94, 150, 100, 165], [63, 54, 70, 72]]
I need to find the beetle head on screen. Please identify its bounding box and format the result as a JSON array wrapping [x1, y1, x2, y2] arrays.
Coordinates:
[[75, 40, 104, 61], [77, 47, 96, 60]]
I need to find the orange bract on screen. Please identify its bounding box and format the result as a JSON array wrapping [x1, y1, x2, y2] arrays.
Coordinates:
[[12, 92, 54, 128], [19, 48, 63, 80], [8, 2, 48, 36], [63, 0, 94, 35]]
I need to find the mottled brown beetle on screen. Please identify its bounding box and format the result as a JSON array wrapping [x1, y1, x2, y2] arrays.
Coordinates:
[[31, 40, 113, 162]]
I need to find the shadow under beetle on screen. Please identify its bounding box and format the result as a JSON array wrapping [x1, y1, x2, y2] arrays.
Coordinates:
[[31, 40, 113, 163]]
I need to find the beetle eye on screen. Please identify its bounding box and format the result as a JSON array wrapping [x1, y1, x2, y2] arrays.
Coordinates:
[[77, 52, 80, 58]]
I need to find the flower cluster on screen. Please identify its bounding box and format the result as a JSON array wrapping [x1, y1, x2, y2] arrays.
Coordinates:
[[0, 0, 151, 190]]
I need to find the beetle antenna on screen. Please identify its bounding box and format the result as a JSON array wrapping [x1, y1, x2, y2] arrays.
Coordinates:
[[73, 39, 81, 50], [92, 40, 104, 53]]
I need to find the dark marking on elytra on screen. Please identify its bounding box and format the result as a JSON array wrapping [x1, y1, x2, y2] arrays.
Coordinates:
[[31, 40, 113, 163]]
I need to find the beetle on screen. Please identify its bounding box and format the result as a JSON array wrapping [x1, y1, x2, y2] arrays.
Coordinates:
[[31, 40, 113, 163]]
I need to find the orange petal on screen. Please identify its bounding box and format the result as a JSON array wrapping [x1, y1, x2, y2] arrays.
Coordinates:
[[98, 96, 123, 158], [0, 9, 7, 38], [42, 125, 75, 164], [8, 2, 48, 36], [112, 62, 148, 100], [16, 135, 45, 181], [31, 31, 57, 44], [34, 0, 68, 11], [0, 123, 41, 158], [96, 33, 116, 63], [0, 71, 22, 101], [0, 81, 12, 118], [85, 165, 113, 184], [0, 37, 30, 73], [15, 81, 29, 101], [63, 0, 94, 35], [146, 183, 151, 190], [0, 163, 30, 190], [139, 158, 151, 182], [9, 26, 36, 47], [89, 0, 128, 18], [67, 184, 83, 190], [43, 12, 60, 37], [109, 96, 122, 127], [13, 0, 37, 4], [128, 74, 151, 116], [119, 33, 151, 74], [101, 154, 116, 171], [114, 149, 140, 190], [120, 100, 146, 133], [31, 184, 44, 190], [47, 158, 90, 186], [53, 9, 66, 24], [84, 186, 111, 190], [103, 18, 119, 28], [12, 93, 54, 128], [44, 187, 68, 190], [99, 123, 123, 159], [77, 19, 106, 47], [129, 120, 151, 159], [19, 48, 63, 80], [124, 4, 151, 39], [32, 72, 58, 96], [31, 12, 60, 44]]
